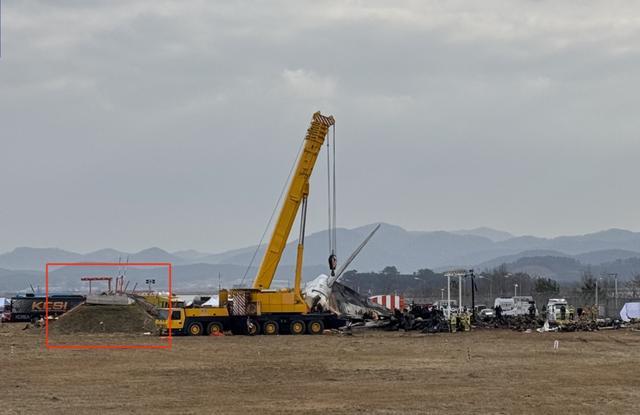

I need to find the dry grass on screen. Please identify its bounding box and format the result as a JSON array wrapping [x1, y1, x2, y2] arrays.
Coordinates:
[[1, 324, 639, 414]]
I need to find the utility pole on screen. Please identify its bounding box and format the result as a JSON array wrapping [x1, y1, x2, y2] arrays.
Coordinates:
[[447, 274, 451, 319], [595, 277, 599, 316], [458, 274, 462, 312], [608, 273, 618, 314], [469, 269, 476, 320], [445, 270, 467, 318]]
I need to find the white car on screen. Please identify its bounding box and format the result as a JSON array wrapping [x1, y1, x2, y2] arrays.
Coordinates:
[[479, 308, 495, 319]]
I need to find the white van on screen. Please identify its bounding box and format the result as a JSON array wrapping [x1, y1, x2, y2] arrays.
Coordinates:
[[547, 298, 569, 322], [494, 296, 536, 316]]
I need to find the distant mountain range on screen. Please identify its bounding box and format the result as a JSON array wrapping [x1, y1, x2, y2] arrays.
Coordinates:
[[3, 224, 640, 292]]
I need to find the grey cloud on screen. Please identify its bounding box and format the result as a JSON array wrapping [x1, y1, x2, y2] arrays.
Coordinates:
[[2, 1, 640, 253]]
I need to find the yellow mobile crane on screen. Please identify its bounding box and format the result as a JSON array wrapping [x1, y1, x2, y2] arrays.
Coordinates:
[[156, 112, 340, 335]]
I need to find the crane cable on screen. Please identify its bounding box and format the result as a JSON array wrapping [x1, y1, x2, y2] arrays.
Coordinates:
[[327, 124, 338, 276], [326, 128, 332, 254], [240, 135, 306, 286], [332, 124, 337, 254]]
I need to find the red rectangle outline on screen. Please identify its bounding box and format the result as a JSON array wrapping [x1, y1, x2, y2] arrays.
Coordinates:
[[45, 262, 172, 350]]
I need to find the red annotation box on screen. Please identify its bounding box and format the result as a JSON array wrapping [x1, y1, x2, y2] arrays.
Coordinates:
[[45, 262, 172, 350]]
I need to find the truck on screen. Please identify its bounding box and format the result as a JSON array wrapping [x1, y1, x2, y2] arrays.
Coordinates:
[[493, 296, 537, 317], [7, 294, 85, 322], [156, 112, 343, 335], [547, 298, 569, 322]]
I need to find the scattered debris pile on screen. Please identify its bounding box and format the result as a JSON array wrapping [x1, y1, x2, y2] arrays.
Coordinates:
[[473, 315, 624, 332], [628, 319, 640, 331], [557, 319, 599, 332], [50, 303, 157, 334], [474, 316, 543, 331], [403, 305, 450, 333]]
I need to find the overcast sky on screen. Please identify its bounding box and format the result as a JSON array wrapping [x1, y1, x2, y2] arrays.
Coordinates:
[[2, 0, 640, 253]]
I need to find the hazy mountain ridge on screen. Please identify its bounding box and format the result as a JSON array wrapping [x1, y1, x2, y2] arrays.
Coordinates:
[[0, 247, 186, 271], [450, 227, 514, 242], [0, 263, 329, 295], [4, 226, 640, 291], [491, 255, 640, 282]]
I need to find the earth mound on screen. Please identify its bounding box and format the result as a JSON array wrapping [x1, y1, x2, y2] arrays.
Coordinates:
[[50, 303, 157, 334]]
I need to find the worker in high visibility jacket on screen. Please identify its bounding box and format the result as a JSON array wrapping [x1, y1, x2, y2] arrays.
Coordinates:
[[462, 312, 471, 331]]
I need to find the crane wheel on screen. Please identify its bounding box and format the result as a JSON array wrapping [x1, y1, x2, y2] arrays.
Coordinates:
[[307, 320, 324, 335], [187, 322, 203, 336], [246, 319, 260, 336], [290, 320, 305, 335], [207, 322, 223, 335], [263, 321, 279, 335]]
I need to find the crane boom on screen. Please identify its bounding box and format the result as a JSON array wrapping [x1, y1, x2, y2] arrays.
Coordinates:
[[155, 111, 342, 336], [253, 111, 335, 289]]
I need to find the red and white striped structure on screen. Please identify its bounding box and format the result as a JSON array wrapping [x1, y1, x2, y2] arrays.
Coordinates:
[[369, 295, 405, 311]]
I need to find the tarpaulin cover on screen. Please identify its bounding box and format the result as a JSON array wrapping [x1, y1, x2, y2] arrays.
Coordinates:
[[619, 302, 640, 322], [201, 295, 219, 307]]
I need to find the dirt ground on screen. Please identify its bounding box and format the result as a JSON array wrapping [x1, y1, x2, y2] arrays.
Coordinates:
[[1, 324, 639, 415]]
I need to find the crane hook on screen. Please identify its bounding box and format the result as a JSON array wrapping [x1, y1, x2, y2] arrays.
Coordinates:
[[328, 254, 337, 276]]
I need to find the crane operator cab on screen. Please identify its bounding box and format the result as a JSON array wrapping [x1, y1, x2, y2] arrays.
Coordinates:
[[156, 308, 184, 335]]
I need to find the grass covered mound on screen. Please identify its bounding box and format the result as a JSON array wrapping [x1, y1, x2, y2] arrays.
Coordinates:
[[50, 303, 157, 334]]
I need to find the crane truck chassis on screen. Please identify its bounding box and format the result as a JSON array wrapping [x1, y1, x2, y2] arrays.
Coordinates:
[[156, 290, 343, 336]]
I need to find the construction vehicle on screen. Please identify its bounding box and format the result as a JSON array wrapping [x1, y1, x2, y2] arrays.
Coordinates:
[[142, 293, 185, 309], [156, 112, 342, 335]]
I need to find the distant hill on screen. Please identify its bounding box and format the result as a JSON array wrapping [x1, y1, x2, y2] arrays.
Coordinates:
[[592, 258, 640, 280], [210, 224, 499, 273], [0, 268, 43, 294], [0, 247, 186, 271], [501, 256, 584, 282], [478, 254, 640, 282], [573, 249, 640, 265], [0, 248, 83, 270], [4, 226, 640, 291], [1, 263, 328, 294], [451, 227, 514, 242], [172, 250, 213, 261], [476, 250, 571, 270], [193, 225, 640, 273], [495, 229, 640, 254]]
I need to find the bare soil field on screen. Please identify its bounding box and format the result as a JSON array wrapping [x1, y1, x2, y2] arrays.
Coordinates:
[[1, 324, 639, 414]]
